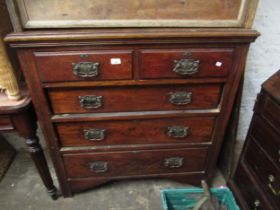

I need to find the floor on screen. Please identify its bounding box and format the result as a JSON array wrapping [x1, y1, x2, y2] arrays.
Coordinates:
[[0, 151, 227, 210]]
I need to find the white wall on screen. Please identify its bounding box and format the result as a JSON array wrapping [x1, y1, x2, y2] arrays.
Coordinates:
[[237, 0, 280, 140]]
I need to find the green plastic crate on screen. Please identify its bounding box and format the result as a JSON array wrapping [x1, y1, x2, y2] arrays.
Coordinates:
[[161, 187, 240, 210]]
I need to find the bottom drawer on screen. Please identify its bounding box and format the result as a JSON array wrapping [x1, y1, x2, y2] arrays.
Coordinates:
[[233, 163, 273, 210], [63, 147, 208, 179]]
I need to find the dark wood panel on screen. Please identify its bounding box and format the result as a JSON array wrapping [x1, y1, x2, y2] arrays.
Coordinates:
[[56, 116, 216, 147], [250, 116, 280, 169], [244, 139, 280, 207], [48, 84, 222, 114], [141, 48, 234, 79], [34, 50, 132, 82], [233, 163, 274, 210], [63, 147, 208, 178], [261, 95, 280, 133]]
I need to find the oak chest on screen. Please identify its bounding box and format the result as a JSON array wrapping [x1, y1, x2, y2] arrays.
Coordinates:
[[229, 70, 280, 210]]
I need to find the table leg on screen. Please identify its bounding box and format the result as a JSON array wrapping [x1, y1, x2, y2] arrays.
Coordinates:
[[12, 105, 58, 200]]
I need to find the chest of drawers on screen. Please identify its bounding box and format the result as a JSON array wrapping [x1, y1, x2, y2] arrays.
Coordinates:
[[5, 29, 258, 197], [229, 70, 280, 210]]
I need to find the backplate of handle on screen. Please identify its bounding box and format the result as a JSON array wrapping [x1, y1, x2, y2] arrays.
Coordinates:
[[253, 200, 260, 210], [84, 128, 106, 141], [268, 174, 280, 196], [167, 126, 189, 138], [89, 161, 108, 173], [169, 91, 192, 105], [72, 61, 100, 78], [173, 58, 200, 76], [79, 95, 103, 109], [164, 157, 184, 168]]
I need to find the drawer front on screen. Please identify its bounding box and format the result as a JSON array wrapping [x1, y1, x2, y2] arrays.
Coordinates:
[[261, 96, 280, 132], [234, 163, 274, 210], [56, 116, 215, 147], [244, 139, 280, 207], [0, 116, 13, 130], [250, 116, 280, 169], [34, 50, 132, 82], [63, 147, 208, 178], [140, 49, 234, 79], [49, 84, 222, 114]]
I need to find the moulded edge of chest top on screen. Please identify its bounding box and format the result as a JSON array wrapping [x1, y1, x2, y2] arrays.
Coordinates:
[[4, 28, 260, 48]]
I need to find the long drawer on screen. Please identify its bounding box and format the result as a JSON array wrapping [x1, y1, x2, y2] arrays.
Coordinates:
[[243, 138, 280, 207], [56, 116, 216, 147], [140, 48, 234, 79], [34, 50, 133, 82], [233, 163, 274, 210], [63, 147, 208, 179], [48, 84, 222, 114]]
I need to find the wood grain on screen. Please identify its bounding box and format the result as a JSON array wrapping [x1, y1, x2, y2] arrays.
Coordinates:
[[63, 147, 208, 178], [140, 48, 234, 79], [34, 50, 132, 82], [56, 116, 216, 147], [48, 84, 222, 114]]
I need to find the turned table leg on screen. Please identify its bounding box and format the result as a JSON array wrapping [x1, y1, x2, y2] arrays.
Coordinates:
[[12, 104, 58, 200]]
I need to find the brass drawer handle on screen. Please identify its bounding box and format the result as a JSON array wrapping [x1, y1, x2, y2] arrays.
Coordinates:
[[79, 95, 103, 109], [84, 129, 106, 141], [72, 62, 100, 78], [173, 58, 200, 76], [89, 161, 108, 173], [268, 175, 280, 196], [167, 126, 189, 138], [169, 91, 192, 105], [253, 200, 260, 210], [164, 157, 184, 168]]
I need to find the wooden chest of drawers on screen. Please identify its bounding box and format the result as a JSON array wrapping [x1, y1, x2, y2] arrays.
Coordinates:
[[5, 28, 258, 197], [229, 70, 280, 210]]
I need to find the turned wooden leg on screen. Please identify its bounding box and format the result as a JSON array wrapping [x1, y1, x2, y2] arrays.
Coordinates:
[[12, 104, 58, 200], [25, 136, 58, 199]]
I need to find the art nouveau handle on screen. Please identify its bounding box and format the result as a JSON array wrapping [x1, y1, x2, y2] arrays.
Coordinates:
[[167, 126, 189, 138], [78, 95, 103, 109], [72, 62, 100, 78], [169, 91, 192, 105], [89, 161, 108, 173], [268, 175, 280, 196], [84, 129, 106, 141], [173, 58, 200, 76], [164, 157, 184, 168]]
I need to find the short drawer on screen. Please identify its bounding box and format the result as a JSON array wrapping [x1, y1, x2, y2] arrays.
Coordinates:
[[140, 48, 234, 79], [250, 116, 280, 169], [63, 147, 208, 179], [34, 50, 132, 82], [233, 163, 274, 210], [48, 84, 222, 114], [244, 138, 280, 207], [56, 116, 215, 147]]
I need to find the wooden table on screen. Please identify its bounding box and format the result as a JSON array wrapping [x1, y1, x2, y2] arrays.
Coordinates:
[[0, 90, 58, 199]]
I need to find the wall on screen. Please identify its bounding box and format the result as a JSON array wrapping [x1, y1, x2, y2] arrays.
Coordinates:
[[237, 0, 280, 140]]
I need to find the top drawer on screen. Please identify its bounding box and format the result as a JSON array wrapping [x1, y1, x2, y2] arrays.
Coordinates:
[[140, 48, 234, 79], [34, 50, 133, 82]]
